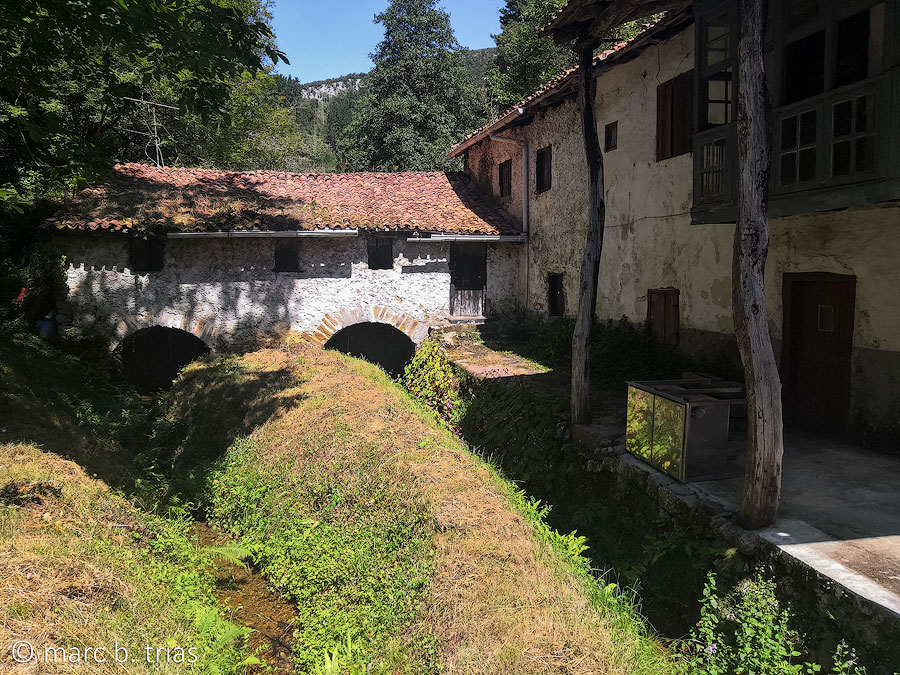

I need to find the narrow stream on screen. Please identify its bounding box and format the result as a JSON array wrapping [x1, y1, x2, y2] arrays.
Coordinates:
[[194, 523, 298, 673]]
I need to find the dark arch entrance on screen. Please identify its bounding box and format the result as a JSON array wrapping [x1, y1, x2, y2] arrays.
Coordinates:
[[324, 322, 415, 378], [119, 326, 210, 392]]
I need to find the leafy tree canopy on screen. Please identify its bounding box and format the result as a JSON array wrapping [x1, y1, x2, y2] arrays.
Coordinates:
[[0, 0, 288, 199], [338, 0, 483, 172], [486, 0, 657, 114]]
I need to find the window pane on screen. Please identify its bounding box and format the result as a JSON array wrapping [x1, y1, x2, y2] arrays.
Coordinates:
[[798, 147, 817, 181], [855, 136, 874, 173], [833, 100, 852, 137], [783, 31, 825, 104], [799, 110, 817, 146], [704, 14, 730, 67], [855, 94, 873, 133], [704, 70, 732, 128], [832, 140, 851, 176], [787, 0, 818, 29], [835, 9, 871, 88], [780, 152, 798, 185], [781, 116, 798, 150]]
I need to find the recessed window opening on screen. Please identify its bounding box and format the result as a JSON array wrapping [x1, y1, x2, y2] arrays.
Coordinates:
[[536, 145, 552, 193], [499, 159, 512, 198], [604, 122, 618, 151], [368, 237, 394, 270], [274, 239, 300, 272], [132, 236, 165, 273], [548, 273, 565, 317]]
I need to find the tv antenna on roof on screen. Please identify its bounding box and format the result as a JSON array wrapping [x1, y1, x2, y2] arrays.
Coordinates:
[[121, 96, 178, 168]]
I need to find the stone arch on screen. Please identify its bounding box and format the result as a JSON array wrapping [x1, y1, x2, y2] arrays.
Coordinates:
[[110, 315, 220, 352], [306, 304, 430, 348]]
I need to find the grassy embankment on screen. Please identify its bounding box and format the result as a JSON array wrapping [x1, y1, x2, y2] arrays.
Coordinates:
[[151, 341, 672, 674], [0, 328, 251, 673]]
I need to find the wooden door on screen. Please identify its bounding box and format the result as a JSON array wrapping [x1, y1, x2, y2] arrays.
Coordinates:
[[449, 243, 487, 317], [782, 273, 856, 436]]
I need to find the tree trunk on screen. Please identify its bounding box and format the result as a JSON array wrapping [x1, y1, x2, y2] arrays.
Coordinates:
[[734, 0, 783, 530], [571, 45, 606, 425]]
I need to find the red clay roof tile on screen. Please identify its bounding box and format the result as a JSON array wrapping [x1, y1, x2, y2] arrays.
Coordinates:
[[44, 163, 520, 236]]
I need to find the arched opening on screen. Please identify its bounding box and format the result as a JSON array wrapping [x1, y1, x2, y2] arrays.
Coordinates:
[[118, 326, 210, 392], [324, 322, 415, 378]]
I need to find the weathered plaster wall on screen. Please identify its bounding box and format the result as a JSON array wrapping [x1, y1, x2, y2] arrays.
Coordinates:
[[56, 232, 519, 349], [464, 24, 900, 442]]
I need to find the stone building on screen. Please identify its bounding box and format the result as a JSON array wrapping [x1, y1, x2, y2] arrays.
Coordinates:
[[48, 163, 522, 385], [448, 2, 900, 448]]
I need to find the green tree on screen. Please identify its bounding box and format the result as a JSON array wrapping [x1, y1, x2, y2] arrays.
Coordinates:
[[486, 0, 574, 113], [486, 0, 656, 114], [0, 0, 286, 198], [339, 0, 483, 172]]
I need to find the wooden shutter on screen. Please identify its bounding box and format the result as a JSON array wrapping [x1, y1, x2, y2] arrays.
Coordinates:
[[657, 70, 694, 160], [133, 237, 165, 272], [648, 288, 680, 345], [671, 70, 694, 157], [367, 237, 393, 270]]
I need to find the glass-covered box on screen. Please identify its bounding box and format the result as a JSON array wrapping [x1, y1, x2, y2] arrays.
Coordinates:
[[625, 378, 747, 482]]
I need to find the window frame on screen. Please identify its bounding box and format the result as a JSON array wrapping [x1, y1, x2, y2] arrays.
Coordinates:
[[535, 145, 552, 193], [604, 121, 618, 151], [498, 158, 512, 198]]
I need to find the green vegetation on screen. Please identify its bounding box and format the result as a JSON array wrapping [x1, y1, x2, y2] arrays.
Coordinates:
[[0, 329, 251, 673], [402, 337, 464, 427], [339, 0, 484, 171], [674, 574, 872, 675], [150, 345, 670, 673]]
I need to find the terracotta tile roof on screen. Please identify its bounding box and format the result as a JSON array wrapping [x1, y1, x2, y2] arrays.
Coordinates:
[[45, 163, 521, 236], [448, 11, 689, 158]]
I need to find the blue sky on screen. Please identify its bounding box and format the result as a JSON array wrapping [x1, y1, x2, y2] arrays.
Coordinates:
[[270, 0, 505, 83]]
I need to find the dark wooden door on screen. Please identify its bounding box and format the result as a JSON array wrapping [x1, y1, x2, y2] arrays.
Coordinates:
[[449, 243, 487, 317], [783, 273, 855, 437]]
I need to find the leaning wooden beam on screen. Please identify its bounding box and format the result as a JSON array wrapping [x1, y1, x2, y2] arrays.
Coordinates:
[[571, 45, 606, 425], [732, 0, 784, 529]]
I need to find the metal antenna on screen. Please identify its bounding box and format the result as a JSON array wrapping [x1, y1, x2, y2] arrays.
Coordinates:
[[122, 96, 178, 168]]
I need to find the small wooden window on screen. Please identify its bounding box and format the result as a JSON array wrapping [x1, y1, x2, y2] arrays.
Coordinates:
[[274, 239, 300, 272], [367, 237, 393, 270], [536, 145, 552, 193], [132, 236, 164, 272], [657, 70, 694, 161], [548, 273, 565, 317], [498, 159, 512, 198], [647, 288, 680, 346], [604, 121, 618, 151]]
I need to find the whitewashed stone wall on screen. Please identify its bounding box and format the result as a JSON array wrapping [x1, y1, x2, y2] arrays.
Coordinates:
[[463, 24, 900, 440], [55, 232, 519, 349]]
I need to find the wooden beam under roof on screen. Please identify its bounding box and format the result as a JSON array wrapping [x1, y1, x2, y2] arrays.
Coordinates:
[[545, 0, 691, 46]]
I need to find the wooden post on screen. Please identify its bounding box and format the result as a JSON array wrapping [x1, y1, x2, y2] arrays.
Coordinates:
[[571, 45, 605, 425], [734, 0, 783, 529]]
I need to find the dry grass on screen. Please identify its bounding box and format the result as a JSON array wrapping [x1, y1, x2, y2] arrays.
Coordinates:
[[0, 443, 244, 674], [213, 345, 669, 674]]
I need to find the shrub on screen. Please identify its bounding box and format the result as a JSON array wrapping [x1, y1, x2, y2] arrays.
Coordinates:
[[674, 572, 872, 675], [402, 337, 464, 426]]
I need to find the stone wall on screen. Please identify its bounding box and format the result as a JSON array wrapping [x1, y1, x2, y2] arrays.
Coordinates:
[[463, 24, 900, 445], [55, 232, 520, 349]]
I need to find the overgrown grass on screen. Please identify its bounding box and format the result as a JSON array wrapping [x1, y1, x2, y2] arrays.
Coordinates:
[[155, 345, 672, 674], [0, 329, 254, 672], [0, 442, 251, 673]]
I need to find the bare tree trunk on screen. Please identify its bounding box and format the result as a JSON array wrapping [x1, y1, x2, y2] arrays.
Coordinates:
[[734, 0, 783, 529], [571, 45, 606, 425]]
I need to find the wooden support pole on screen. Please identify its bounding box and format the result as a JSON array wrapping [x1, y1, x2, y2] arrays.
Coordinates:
[[733, 0, 784, 529], [571, 45, 606, 425]]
